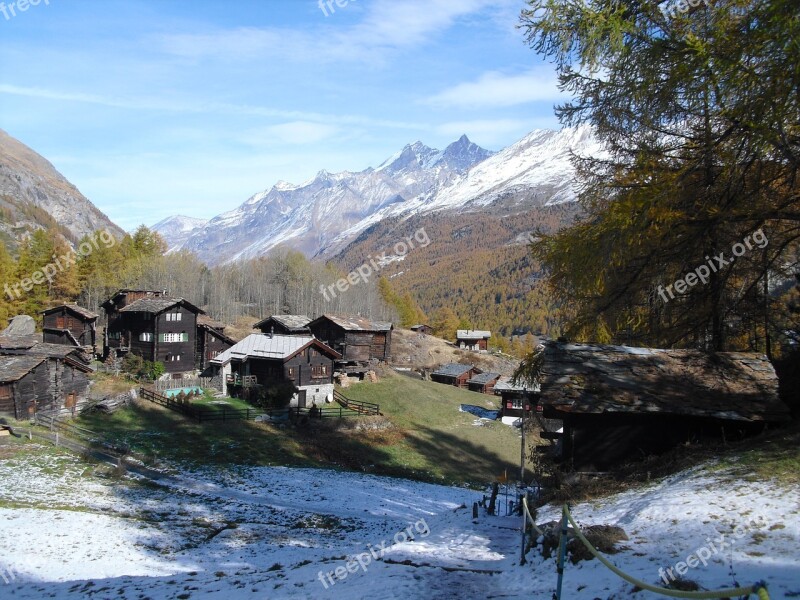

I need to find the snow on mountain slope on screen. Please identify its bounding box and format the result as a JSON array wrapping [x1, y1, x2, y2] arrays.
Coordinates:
[[180, 136, 492, 264], [150, 215, 209, 252], [169, 126, 602, 265], [2, 447, 798, 599]]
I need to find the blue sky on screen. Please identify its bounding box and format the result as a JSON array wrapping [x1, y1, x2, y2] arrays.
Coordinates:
[[0, 0, 565, 231]]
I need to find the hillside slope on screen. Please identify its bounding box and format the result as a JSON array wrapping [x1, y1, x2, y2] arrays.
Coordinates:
[[0, 129, 124, 250], [0, 430, 797, 599]]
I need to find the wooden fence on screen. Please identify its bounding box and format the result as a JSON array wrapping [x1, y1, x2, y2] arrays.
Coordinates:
[[140, 387, 379, 423], [149, 377, 214, 392]]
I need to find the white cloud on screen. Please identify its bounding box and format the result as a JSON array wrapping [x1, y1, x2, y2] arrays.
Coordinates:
[[247, 121, 341, 146], [424, 67, 565, 109]]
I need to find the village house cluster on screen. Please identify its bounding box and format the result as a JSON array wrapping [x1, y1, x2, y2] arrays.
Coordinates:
[[0, 289, 395, 419]]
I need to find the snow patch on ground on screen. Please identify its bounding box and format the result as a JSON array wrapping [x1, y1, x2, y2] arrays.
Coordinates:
[[0, 445, 798, 599]]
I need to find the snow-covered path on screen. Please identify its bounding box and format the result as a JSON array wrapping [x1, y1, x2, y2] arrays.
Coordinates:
[[1, 445, 798, 599]]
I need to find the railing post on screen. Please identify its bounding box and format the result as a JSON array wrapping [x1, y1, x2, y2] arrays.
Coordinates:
[[555, 504, 569, 600]]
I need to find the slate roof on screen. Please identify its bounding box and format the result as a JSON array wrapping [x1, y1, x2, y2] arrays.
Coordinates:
[[0, 355, 47, 382], [42, 304, 99, 320], [211, 334, 340, 366], [432, 363, 474, 378], [467, 372, 501, 385], [539, 341, 789, 423], [119, 297, 204, 315], [197, 314, 226, 330], [314, 314, 393, 332], [457, 330, 491, 340], [254, 315, 312, 332], [493, 376, 540, 394]]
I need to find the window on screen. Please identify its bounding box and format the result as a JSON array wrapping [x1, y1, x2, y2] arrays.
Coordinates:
[[286, 367, 296, 379], [165, 354, 181, 362], [162, 332, 187, 343], [139, 332, 153, 342], [311, 365, 328, 378], [166, 312, 182, 322]]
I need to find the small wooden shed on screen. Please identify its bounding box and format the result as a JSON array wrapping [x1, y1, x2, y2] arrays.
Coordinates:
[[456, 330, 491, 352], [42, 304, 98, 353], [430, 363, 476, 388], [410, 324, 433, 336], [307, 315, 392, 364], [467, 371, 500, 394], [539, 341, 791, 471]]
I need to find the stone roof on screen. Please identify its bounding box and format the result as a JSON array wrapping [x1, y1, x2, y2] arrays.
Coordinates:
[[493, 376, 540, 394], [457, 330, 491, 340], [119, 297, 204, 315], [314, 314, 393, 332], [211, 334, 340, 365], [43, 304, 99, 320], [432, 363, 474, 378], [0, 355, 47, 382], [539, 341, 789, 423], [254, 315, 311, 332], [467, 372, 501, 385]]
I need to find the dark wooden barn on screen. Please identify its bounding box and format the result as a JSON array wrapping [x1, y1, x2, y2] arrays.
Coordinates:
[[102, 290, 204, 374], [467, 371, 500, 394], [430, 363, 476, 388], [538, 341, 791, 471], [456, 330, 491, 352], [410, 324, 433, 336], [254, 315, 311, 336], [0, 335, 93, 419], [307, 315, 392, 364], [42, 304, 98, 354], [196, 315, 235, 371], [211, 333, 341, 407], [493, 377, 539, 420]]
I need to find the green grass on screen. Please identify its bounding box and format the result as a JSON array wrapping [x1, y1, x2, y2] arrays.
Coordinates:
[[189, 392, 253, 412], [340, 369, 522, 486], [78, 401, 318, 468], [72, 370, 523, 487]]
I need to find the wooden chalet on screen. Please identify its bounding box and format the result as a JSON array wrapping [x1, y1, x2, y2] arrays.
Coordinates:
[[430, 363, 476, 388], [494, 376, 539, 421], [467, 371, 500, 395], [410, 324, 433, 335], [196, 315, 236, 371], [211, 333, 341, 407], [0, 334, 93, 419], [102, 290, 204, 374], [254, 315, 311, 336], [456, 330, 491, 352], [42, 304, 98, 354], [538, 341, 791, 471], [307, 315, 392, 365]]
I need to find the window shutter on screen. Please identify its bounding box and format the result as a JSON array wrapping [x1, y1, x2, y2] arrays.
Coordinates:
[[159, 333, 165, 342]]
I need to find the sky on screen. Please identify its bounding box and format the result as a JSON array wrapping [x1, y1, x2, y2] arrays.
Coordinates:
[[0, 0, 567, 231]]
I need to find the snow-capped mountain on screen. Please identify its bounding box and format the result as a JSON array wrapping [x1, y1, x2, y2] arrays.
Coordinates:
[[166, 126, 599, 265], [178, 136, 492, 264], [150, 215, 209, 252]]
